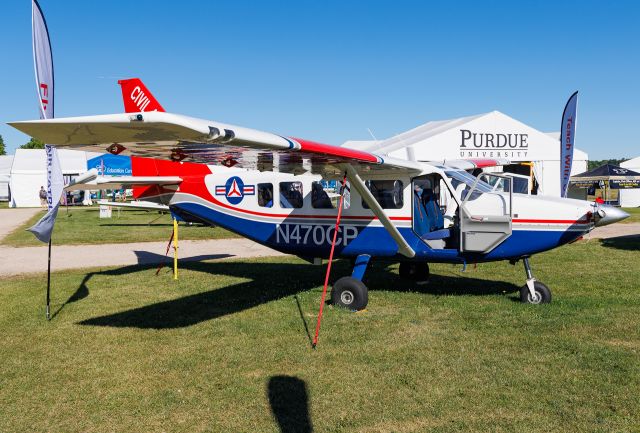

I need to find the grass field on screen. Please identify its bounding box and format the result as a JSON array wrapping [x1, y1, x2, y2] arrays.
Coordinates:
[[1, 237, 639, 432], [1, 206, 238, 246], [622, 207, 640, 223]]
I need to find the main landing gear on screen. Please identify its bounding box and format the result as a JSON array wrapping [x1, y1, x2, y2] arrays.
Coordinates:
[[519, 257, 552, 304], [331, 255, 370, 311], [399, 261, 430, 282]]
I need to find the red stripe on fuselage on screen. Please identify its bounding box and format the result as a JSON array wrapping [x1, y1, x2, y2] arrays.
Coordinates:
[[513, 218, 590, 224], [188, 194, 412, 221]]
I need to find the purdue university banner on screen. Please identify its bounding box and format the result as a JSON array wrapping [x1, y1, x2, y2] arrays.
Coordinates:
[[560, 91, 578, 197]]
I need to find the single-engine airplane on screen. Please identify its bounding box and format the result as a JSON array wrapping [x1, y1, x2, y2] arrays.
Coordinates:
[[9, 81, 629, 310]]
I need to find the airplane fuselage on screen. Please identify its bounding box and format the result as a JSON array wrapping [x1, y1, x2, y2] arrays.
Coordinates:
[[132, 157, 602, 264]]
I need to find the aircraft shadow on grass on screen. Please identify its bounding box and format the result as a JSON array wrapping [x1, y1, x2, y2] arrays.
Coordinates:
[[68, 254, 519, 330], [51, 250, 231, 319], [267, 375, 313, 433], [599, 234, 640, 251]]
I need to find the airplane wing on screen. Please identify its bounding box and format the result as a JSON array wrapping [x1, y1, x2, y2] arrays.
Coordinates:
[[64, 168, 182, 191], [9, 112, 423, 177], [10, 111, 425, 257]]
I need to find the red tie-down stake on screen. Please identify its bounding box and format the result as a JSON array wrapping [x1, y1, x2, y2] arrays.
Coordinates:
[[312, 174, 348, 349]]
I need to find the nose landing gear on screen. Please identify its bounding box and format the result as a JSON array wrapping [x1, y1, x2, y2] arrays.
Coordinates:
[[520, 257, 552, 304]]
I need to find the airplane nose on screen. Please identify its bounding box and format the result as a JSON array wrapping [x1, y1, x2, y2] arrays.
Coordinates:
[[594, 205, 630, 227]]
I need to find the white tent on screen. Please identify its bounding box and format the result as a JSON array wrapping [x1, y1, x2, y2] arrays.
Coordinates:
[[344, 111, 588, 197], [9, 149, 88, 207], [0, 155, 14, 201], [619, 157, 640, 207]]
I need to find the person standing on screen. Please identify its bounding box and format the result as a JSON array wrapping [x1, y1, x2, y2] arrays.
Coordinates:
[[38, 186, 47, 208]]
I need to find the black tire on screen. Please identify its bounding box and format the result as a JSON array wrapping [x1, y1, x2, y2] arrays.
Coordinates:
[[520, 281, 552, 304], [399, 262, 430, 281], [331, 277, 368, 311]]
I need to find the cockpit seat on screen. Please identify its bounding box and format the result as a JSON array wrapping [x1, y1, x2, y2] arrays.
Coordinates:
[[419, 188, 449, 249], [421, 189, 445, 231]]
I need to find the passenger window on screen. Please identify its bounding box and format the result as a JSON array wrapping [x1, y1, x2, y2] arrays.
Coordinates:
[[257, 183, 273, 208], [280, 181, 304, 208], [362, 180, 404, 209], [311, 181, 335, 209]]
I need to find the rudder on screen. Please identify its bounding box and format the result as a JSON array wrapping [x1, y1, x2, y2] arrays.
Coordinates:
[[118, 78, 165, 113]]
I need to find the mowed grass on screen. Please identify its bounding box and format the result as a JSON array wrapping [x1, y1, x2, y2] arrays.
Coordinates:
[[1, 237, 639, 432], [622, 207, 640, 223], [1, 206, 238, 246]]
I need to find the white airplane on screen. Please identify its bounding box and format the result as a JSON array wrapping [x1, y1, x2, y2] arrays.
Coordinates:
[[9, 83, 629, 310]]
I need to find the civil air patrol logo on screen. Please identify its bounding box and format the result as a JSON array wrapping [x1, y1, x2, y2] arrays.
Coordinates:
[[215, 176, 255, 205]]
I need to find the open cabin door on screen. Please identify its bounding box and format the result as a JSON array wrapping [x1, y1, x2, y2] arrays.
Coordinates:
[[459, 173, 513, 253]]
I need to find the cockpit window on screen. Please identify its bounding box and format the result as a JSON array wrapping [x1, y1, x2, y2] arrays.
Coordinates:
[[258, 183, 273, 208], [280, 181, 303, 208], [362, 180, 404, 209], [311, 181, 336, 209]]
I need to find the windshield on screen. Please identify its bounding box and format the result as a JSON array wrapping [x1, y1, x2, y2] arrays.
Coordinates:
[[444, 170, 493, 193], [486, 176, 529, 194]]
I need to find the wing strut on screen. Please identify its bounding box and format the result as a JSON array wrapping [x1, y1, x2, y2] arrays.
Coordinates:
[[343, 164, 415, 258]]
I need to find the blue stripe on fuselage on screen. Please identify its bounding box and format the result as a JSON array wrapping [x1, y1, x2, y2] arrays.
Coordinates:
[[174, 202, 588, 262]]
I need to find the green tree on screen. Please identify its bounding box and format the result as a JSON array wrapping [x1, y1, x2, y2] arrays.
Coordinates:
[[587, 158, 629, 171], [20, 137, 45, 149], [0, 134, 6, 155]]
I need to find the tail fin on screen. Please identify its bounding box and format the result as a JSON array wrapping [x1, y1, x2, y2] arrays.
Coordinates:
[[117, 78, 166, 113]]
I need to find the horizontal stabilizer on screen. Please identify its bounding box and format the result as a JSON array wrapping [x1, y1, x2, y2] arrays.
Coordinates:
[[65, 169, 182, 191], [96, 200, 170, 211]]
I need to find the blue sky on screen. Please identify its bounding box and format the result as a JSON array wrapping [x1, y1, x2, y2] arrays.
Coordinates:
[[1, 0, 639, 159]]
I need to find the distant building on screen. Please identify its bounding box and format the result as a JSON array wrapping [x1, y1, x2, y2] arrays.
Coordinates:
[[619, 157, 640, 207], [344, 111, 588, 197], [9, 149, 88, 207], [0, 155, 14, 201]]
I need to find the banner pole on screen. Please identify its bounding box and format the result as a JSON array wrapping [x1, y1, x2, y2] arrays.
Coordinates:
[[46, 238, 51, 320]]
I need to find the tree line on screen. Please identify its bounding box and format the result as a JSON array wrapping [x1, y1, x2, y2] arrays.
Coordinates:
[[0, 135, 45, 155], [587, 158, 630, 171]]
